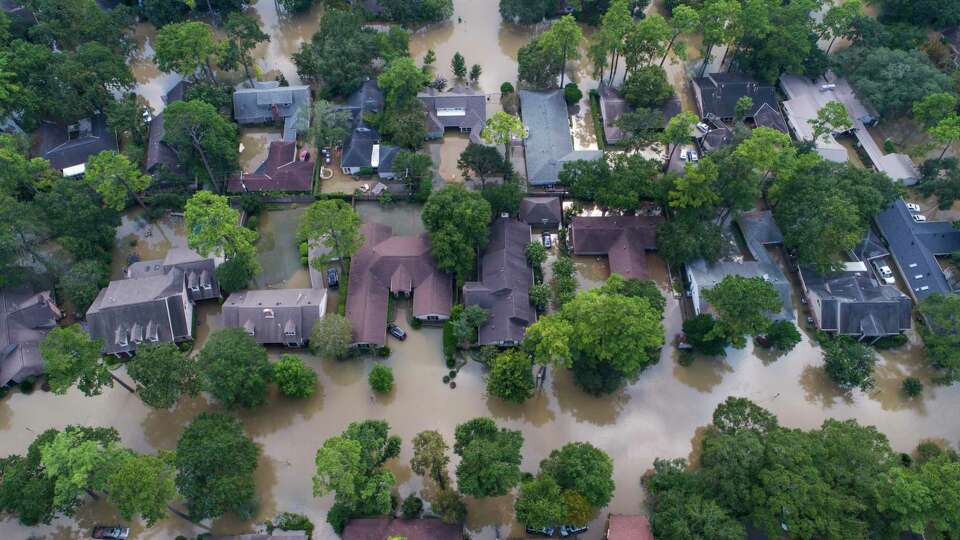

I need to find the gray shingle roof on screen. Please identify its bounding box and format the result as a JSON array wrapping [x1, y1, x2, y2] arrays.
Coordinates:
[[519, 90, 602, 186], [36, 114, 118, 171], [233, 82, 311, 141], [339, 80, 401, 171], [0, 289, 61, 387], [222, 288, 327, 346], [799, 264, 912, 336], [852, 229, 889, 262], [692, 73, 778, 120], [519, 196, 562, 227], [418, 86, 487, 141]]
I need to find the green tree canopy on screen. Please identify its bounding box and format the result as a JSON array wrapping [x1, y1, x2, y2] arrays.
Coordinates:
[[410, 430, 451, 488], [220, 12, 269, 83], [917, 293, 960, 383], [539, 442, 615, 508], [310, 314, 354, 360], [272, 354, 317, 398], [515, 475, 565, 529], [486, 349, 536, 403], [39, 427, 123, 510], [822, 337, 878, 391], [368, 363, 394, 393], [293, 9, 379, 98], [702, 275, 782, 348], [298, 199, 364, 275], [184, 191, 257, 262], [106, 451, 177, 527], [83, 150, 151, 211], [421, 184, 492, 283], [454, 417, 524, 498], [836, 46, 954, 116], [126, 343, 199, 409], [163, 100, 240, 191], [154, 21, 221, 82], [40, 325, 113, 397], [198, 328, 273, 408]]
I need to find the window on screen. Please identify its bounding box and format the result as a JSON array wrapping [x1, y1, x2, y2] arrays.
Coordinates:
[[263, 308, 274, 318], [437, 107, 466, 117], [203, 282, 212, 290], [427, 315, 439, 321]]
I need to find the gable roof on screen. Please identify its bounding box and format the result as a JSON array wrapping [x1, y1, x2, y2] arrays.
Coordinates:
[[852, 229, 890, 262], [463, 219, 535, 345], [569, 215, 662, 279], [145, 81, 190, 174], [233, 82, 311, 141], [342, 518, 462, 540], [519, 196, 562, 227], [874, 199, 960, 301], [597, 84, 681, 145], [35, 114, 118, 171], [418, 86, 487, 141], [692, 72, 778, 120], [339, 80, 401, 171], [228, 140, 315, 193], [800, 264, 912, 336], [0, 288, 61, 387], [346, 223, 452, 346], [752, 102, 789, 133], [519, 89, 602, 186], [125, 247, 222, 302], [222, 288, 327, 344]]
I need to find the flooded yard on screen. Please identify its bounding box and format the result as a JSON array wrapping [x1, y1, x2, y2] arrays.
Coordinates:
[[356, 201, 425, 236], [253, 206, 310, 289], [110, 210, 189, 280]]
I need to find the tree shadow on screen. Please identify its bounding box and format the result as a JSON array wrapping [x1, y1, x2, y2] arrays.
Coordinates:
[[799, 365, 854, 409], [551, 368, 628, 427], [141, 394, 214, 449], [484, 389, 556, 428], [671, 352, 734, 394]]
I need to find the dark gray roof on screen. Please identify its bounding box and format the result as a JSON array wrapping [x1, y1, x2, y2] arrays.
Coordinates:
[[126, 248, 221, 302], [698, 126, 734, 153], [0, 289, 61, 387], [233, 82, 311, 141], [519, 197, 562, 227], [692, 72, 778, 120], [874, 199, 960, 301], [339, 80, 401, 171], [222, 288, 327, 346], [145, 81, 189, 174], [852, 229, 889, 262], [800, 264, 912, 336], [598, 83, 629, 144], [569, 215, 662, 279], [418, 86, 486, 142], [463, 219, 535, 346], [35, 114, 118, 171], [519, 90, 602, 186], [752, 102, 789, 133]]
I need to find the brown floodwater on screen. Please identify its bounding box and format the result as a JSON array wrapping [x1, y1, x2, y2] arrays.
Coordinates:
[[427, 132, 471, 183], [109, 210, 189, 280], [253, 206, 311, 289]]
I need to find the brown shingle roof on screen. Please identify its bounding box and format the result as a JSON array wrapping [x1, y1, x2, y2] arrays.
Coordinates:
[[606, 514, 654, 540], [519, 196, 562, 227], [342, 518, 462, 540], [570, 215, 662, 279], [228, 141, 315, 193]]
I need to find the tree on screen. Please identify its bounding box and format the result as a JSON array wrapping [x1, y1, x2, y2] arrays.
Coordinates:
[[917, 293, 960, 383], [470, 64, 482, 83], [154, 21, 220, 82], [454, 417, 524, 498], [106, 452, 177, 527], [0, 429, 59, 525], [36, 180, 118, 266], [378, 57, 429, 109], [530, 283, 550, 312], [391, 150, 434, 202], [451, 52, 467, 79], [487, 349, 535, 403], [822, 337, 877, 391], [592, 0, 632, 84], [220, 12, 269, 84], [624, 14, 671, 73], [482, 180, 524, 218], [928, 114, 960, 160], [820, 0, 862, 53], [901, 377, 924, 398], [368, 363, 394, 393], [669, 158, 721, 209], [41, 325, 131, 396], [23, 0, 134, 53], [458, 142, 508, 185], [175, 412, 259, 521], [306, 99, 353, 150], [697, 0, 742, 77], [621, 65, 674, 109], [298, 199, 364, 276], [518, 35, 564, 89], [107, 93, 151, 148], [293, 9, 379, 98], [310, 314, 354, 360], [431, 487, 467, 524], [733, 96, 753, 124], [912, 92, 957, 128], [278, 0, 315, 12], [662, 5, 700, 66], [499, 0, 552, 24], [682, 314, 729, 356], [539, 442, 615, 507], [382, 102, 428, 149], [656, 209, 723, 266], [873, 0, 960, 28], [410, 430, 451, 488], [541, 15, 583, 87], [559, 154, 661, 211], [185, 191, 257, 263], [525, 241, 548, 267], [450, 305, 489, 344], [39, 427, 123, 510], [198, 328, 273, 408], [84, 150, 151, 211], [126, 343, 199, 409], [836, 47, 953, 116], [60, 259, 108, 314], [272, 354, 317, 398], [703, 275, 782, 348], [423, 49, 436, 65], [598, 274, 666, 317], [215, 252, 258, 294], [759, 320, 801, 352], [164, 100, 240, 192], [401, 493, 424, 519], [661, 111, 698, 167], [515, 475, 564, 528], [481, 111, 528, 156], [809, 101, 852, 143], [421, 185, 492, 283], [550, 256, 578, 308]]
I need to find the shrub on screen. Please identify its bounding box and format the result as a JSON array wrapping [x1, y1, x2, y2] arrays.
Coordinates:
[[445, 357, 455, 369], [272, 354, 318, 398], [244, 215, 259, 231], [501, 81, 515, 94], [443, 375, 450, 383], [759, 320, 802, 352], [902, 377, 923, 398], [377, 346, 391, 357], [448, 370, 457, 380], [872, 334, 909, 350], [270, 512, 315, 539], [19, 377, 36, 394], [410, 317, 422, 329], [564, 83, 583, 105], [239, 192, 264, 216], [369, 363, 394, 393], [443, 320, 456, 357], [400, 494, 424, 519]]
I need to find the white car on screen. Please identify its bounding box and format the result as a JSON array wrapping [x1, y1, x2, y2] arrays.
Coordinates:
[[688, 149, 699, 162], [696, 122, 711, 133], [912, 214, 927, 223], [905, 202, 921, 212], [873, 262, 896, 284]]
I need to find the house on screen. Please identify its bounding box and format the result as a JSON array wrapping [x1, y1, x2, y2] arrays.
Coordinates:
[[874, 199, 960, 301], [222, 288, 327, 347], [605, 514, 654, 540], [463, 218, 535, 346], [780, 73, 919, 183], [0, 288, 61, 388], [798, 262, 912, 340], [228, 140, 315, 193], [86, 269, 193, 357], [519, 196, 563, 228], [418, 86, 486, 143], [339, 80, 400, 179], [597, 83, 681, 145], [126, 247, 223, 303], [346, 223, 452, 347], [686, 211, 793, 320], [35, 114, 118, 176], [752, 102, 789, 133], [519, 89, 603, 186], [852, 229, 890, 263], [87, 248, 222, 356], [568, 215, 663, 279], [145, 81, 190, 178], [695, 117, 735, 154], [692, 72, 779, 122], [209, 532, 307, 540], [233, 82, 311, 141], [341, 518, 462, 540]]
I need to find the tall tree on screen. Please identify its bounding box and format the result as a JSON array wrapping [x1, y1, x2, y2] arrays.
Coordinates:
[[198, 328, 273, 409], [421, 184, 492, 284], [84, 151, 151, 211], [481, 111, 528, 157], [697, 0, 741, 76], [305, 99, 353, 150], [541, 15, 583, 87], [184, 191, 257, 262], [592, 0, 631, 83], [410, 430, 451, 488], [39, 427, 124, 508], [702, 275, 782, 348], [822, 337, 877, 391], [539, 442, 615, 507], [106, 452, 177, 527], [809, 101, 852, 143], [293, 9, 379, 98], [515, 475, 565, 529], [486, 349, 535, 403], [917, 293, 960, 383], [310, 314, 354, 360], [836, 46, 953, 116], [126, 343, 200, 409], [163, 100, 239, 192], [661, 111, 697, 168], [154, 21, 221, 83], [41, 325, 135, 395], [297, 199, 364, 276], [451, 51, 467, 80], [378, 56, 430, 109], [819, 0, 862, 54], [662, 5, 699, 66], [221, 12, 270, 85], [453, 417, 524, 498], [458, 142, 508, 186], [624, 14, 671, 74]]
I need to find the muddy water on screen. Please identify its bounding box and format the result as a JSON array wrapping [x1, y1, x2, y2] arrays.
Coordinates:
[[356, 201, 425, 236], [427, 132, 471, 183], [110, 210, 189, 279], [129, 23, 183, 112], [254, 207, 311, 289], [240, 128, 283, 171]]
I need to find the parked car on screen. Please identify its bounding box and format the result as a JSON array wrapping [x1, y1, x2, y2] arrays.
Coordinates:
[[912, 214, 927, 223], [872, 261, 896, 285], [526, 526, 557, 537], [387, 323, 407, 341], [92, 527, 130, 540], [542, 231, 552, 248], [696, 121, 711, 133], [905, 202, 921, 212], [688, 149, 699, 162], [559, 525, 589, 537], [679, 150, 688, 161], [326, 267, 339, 288]]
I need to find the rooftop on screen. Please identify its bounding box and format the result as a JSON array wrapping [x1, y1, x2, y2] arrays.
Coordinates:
[[692, 72, 779, 120], [0, 289, 61, 387], [228, 140, 315, 193], [341, 518, 462, 540], [569, 215, 663, 279], [519, 89, 602, 186], [799, 263, 912, 336], [519, 196, 562, 227], [233, 82, 311, 141], [606, 514, 654, 540], [418, 85, 487, 142], [35, 114, 118, 172]]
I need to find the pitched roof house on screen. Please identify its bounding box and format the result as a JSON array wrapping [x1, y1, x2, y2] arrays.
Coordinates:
[[339, 80, 400, 179], [233, 82, 311, 141], [341, 518, 462, 540], [463, 219, 535, 346], [519, 196, 563, 228], [605, 514, 654, 540], [346, 223, 452, 347], [692, 72, 779, 121], [569, 215, 663, 279], [418, 86, 486, 142], [209, 532, 307, 540], [597, 83, 681, 145], [799, 262, 911, 340], [126, 247, 223, 303], [0, 289, 61, 387], [222, 288, 327, 347], [145, 81, 190, 176], [519, 90, 602, 186], [228, 140, 315, 193], [874, 199, 960, 301], [35, 114, 118, 176]]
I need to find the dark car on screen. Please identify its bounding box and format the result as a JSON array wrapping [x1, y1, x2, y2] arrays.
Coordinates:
[[387, 323, 407, 341], [559, 525, 588, 537], [92, 527, 130, 540], [526, 526, 556, 537], [326, 267, 339, 288], [542, 231, 552, 248]]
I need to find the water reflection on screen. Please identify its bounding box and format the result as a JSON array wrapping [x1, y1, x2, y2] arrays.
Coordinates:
[[672, 355, 734, 393], [254, 207, 311, 289], [551, 368, 627, 426], [484, 388, 557, 428], [800, 364, 855, 409]]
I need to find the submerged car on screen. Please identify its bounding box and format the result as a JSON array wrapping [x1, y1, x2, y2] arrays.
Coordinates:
[[526, 526, 557, 537], [387, 323, 407, 341], [92, 527, 130, 540]]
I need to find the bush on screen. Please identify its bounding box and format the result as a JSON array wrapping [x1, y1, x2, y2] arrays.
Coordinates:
[[500, 81, 515, 94], [448, 370, 457, 380], [564, 83, 583, 105], [369, 363, 394, 393], [19, 376, 36, 394], [759, 320, 802, 352], [872, 334, 909, 350], [445, 357, 455, 369], [238, 192, 264, 216], [883, 138, 897, 153], [272, 354, 318, 398], [443, 375, 450, 383], [902, 377, 923, 398], [400, 494, 424, 519], [358, 166, 375, 176], [410, 317, 422, 329], [244, 215, 259, 231], [443, 320, 456, 358], [270, 512, 315, 539], [377, 346, 391, 357]]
